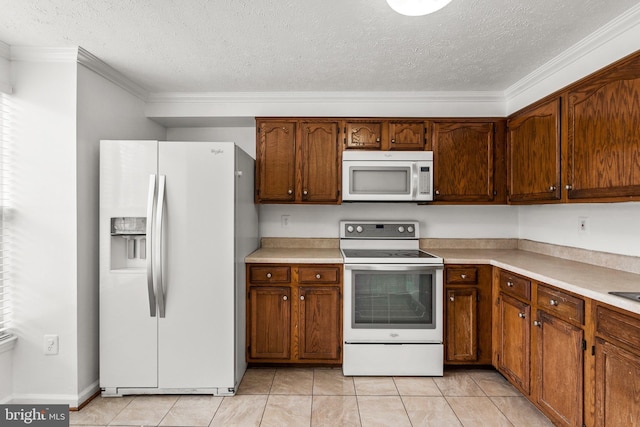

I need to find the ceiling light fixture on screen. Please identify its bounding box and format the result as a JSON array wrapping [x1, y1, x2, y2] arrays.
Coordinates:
[[386, 0, 453, 16]]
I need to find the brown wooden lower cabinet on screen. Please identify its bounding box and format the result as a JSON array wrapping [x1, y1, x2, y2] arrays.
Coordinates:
[[444, 264, 492, 365], [534, 310, 584, 427], [594, 304, 640, 426], [495, 292, 531, 394], [246, 263, 342, 365]]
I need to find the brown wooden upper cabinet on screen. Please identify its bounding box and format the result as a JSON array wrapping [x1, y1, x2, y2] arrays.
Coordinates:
[[256, 121, 297, 202], [507, 98, 561, 203], [256, 119, 340, 204], [566, 53, 640, 201], [388, 120, 426, 150], [344, 121, 382, 149], [430, 121, 498, 202], [344, 120, 427, 150]]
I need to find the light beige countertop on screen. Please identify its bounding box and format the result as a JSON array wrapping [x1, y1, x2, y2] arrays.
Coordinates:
[[429, 248, 640, 315], [245, 247, 343, 264], [246, 244, 640, 315]]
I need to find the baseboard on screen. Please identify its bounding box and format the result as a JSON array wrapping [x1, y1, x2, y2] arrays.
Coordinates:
[[9, 380, 99, 408]]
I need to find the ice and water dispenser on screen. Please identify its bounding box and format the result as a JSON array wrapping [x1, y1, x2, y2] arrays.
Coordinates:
[[110, 217, 146, 270]]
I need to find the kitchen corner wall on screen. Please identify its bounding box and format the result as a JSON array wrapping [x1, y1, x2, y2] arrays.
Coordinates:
[[6, 54, 165, 406]]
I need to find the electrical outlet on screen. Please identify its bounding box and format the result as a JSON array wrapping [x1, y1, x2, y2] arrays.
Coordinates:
[[44, 334, 59, 355], [281, 215, 291, 228], [578, 217, 589, 233]]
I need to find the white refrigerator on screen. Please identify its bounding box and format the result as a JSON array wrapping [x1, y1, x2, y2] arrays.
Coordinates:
[[99, 140, 258, 396]]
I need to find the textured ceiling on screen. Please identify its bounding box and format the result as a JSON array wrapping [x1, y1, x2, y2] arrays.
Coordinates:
[[0, 0, 639, 93]]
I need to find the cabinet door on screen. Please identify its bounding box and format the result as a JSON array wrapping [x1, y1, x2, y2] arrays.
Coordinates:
[[389, 121, 426, 150], [298, 286, 341, 360], [248, 286, 291, 360], [535, 310, 583, 427], [445, 288, 478, 362], [594, 338, 640, 426], [508, 98, 561, 203], [345, 121, 382, 149], [567, 56, 640, 200], [432, 121, 495, 202], [496, 293, 531, 394], [256, 121, 296, 202], [300, 122, 340, 203]]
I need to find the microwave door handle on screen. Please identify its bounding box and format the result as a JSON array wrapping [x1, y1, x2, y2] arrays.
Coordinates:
[[411, 162, 418, 199]]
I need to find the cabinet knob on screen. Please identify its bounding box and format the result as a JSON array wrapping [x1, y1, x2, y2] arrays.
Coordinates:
[[549, 299, 558, 306], [460, 274, 467, 279], [315, 274, 321, 279], [282, 295, 288, 301], [300, 295, 305, 301], [533, 320, 542, 327], [549, 185, 556, 191], [266, 273, 272, 279], [435, 190, 440, 195], [287, 189, 293, 195], [565, 184, 573, 190], [391, 139, 396, 143], [303, 190, 308, 196], [376, 137, 381, 142], [449, 296, 455, 302], [518, 312, 526, 319], [507, 281, 514, 287]]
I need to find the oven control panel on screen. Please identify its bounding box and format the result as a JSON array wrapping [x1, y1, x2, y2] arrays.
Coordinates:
[[340, 221, 419, 239]]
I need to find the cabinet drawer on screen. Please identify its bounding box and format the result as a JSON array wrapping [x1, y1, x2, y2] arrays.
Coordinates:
[[249, 266, 291, 283], [537, 285, 585, 324], [298, 267, 340, 284], [446, 267, 478, 284], [596, 305, 640, 349], [499, 271, 531, 301]]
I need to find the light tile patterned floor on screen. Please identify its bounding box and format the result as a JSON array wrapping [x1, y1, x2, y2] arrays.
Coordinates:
[[70, 368, 553, 426]]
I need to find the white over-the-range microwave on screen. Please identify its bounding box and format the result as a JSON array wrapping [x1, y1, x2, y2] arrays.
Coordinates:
[[342, 151, 434, 202]]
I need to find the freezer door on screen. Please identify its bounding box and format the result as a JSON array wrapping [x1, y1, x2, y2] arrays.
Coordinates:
[[157, 141, 237, 389], [99, 140, 159, 389]]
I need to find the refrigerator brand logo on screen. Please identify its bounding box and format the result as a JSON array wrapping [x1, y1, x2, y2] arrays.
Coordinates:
[[1, 405, 68, 426], [210, 149, 225, 155]]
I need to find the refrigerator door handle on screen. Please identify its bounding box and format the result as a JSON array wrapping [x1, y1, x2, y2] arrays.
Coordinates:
[[146, 174, 157, 317], [155, 174, 166, 318]]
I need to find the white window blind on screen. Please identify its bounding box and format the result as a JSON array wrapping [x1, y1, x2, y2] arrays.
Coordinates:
[[0, 92, 11, 341]]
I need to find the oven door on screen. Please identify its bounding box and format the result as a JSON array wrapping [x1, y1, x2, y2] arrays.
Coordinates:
[[343, 264, 443, 343]]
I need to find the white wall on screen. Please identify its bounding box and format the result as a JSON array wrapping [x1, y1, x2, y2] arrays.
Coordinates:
[[0, 41, 10, 93], [75, 65, 165, 402], [10, 60, 80, 403], [518, 203, 640, 257]]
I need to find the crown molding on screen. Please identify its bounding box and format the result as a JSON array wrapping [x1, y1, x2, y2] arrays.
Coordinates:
[[9, 46, 79, 62], [504, 2, 640, 102], [146, 90, 505, 105], [77, 47, 149, 101]]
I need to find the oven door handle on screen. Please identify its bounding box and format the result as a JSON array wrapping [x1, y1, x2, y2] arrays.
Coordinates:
[[344, 264, 443, 272]]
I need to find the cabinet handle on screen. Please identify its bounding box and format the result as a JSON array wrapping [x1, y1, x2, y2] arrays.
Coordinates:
[[449, 296, 455, 302], [300, 295, 305, 301], [533, 320, 542, 327], [287, 189, 293, 195], [565, 184, 573, 190], [282, 295, 288, 301], [266, 273, 272, 279], [549, 299, 558, 306], [460, 274, 467, 279], [303, 190, 308, 196], [376, 137, 381, 142], [507, 281, 514, 287], [549, 185, 556, 191], [391, 139, 396, 143], [518, 312, 526, 319], [435, 190, 440, 195], [315, 274, 321, 279]]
